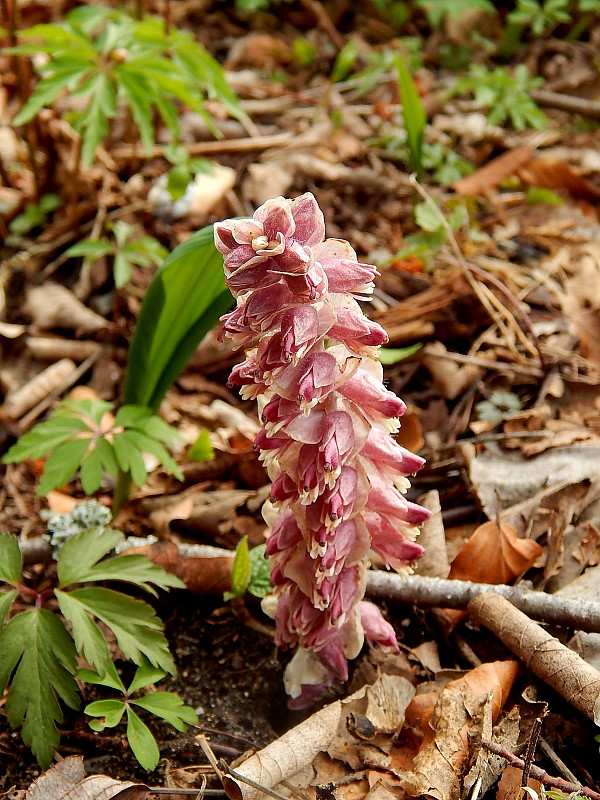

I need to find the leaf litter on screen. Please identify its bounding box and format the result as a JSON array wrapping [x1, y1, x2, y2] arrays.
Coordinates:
[[2, 0, 600, 795]]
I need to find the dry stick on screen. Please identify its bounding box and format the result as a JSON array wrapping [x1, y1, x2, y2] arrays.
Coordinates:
[[297, 0, 344, 50], [530, 89, 600, 121], [111, 132, 293, 160], [482, 740, 600, 800], [366, 572, 600, 633], [468, 593, 600, 723]]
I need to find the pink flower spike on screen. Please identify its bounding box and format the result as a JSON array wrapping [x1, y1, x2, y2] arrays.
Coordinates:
[[216, 192, 430, 704], [359, 602, 400, 652]]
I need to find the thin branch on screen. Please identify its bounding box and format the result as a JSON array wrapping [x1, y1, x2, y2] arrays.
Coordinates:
[[482, 739, 600, 800], [366, 572, 600, 633], [530, 88, 600, 120]]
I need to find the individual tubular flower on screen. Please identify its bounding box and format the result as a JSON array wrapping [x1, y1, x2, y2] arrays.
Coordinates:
[[216, 193, 430, 707]]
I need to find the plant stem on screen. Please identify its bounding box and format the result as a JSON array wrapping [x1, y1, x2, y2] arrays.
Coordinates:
[[113, 469, 133, 516]]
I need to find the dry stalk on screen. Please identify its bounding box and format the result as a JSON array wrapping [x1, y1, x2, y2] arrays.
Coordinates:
[[469, 593, 600, 723]]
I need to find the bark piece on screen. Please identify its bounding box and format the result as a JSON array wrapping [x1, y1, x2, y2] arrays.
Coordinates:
[[27, 336, 102, 362], [469, 593, 600, 723]]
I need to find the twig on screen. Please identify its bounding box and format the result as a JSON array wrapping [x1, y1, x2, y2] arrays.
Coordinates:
[[481, 740, 600, 800], [366, 572, 600, 633], [149, 791, 225, 797], [468, 593, 600, 723], [297, 0, 344, 50], [521, 717, 542, 789], [530, 89, 600, 120], [111, 132, 293, 160]]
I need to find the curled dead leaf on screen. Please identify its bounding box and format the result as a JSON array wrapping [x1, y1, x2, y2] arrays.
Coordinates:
[[25, 755, 148, 799]]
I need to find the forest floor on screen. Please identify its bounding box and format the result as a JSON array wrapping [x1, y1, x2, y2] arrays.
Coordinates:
[[1, 0, 600, 796]]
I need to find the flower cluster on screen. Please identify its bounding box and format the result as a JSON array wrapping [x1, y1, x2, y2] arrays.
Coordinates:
[[215, 193, 430, 707]]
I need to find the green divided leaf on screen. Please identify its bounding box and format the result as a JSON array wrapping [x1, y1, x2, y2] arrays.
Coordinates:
[[123, 224, 232, 412], [125, 707, 160, 770], [57, 526, 122, 587], [0, 533, 23, 586], [127, 660, 167, 694], [132, 692, 197, 731], [0, 590, 18, 627], [85, 698, 126, 730], [55, 589, 112, 675], [38, 438, 92, 496], [63, 587, 176, 675], [0, 609, 79, 768]]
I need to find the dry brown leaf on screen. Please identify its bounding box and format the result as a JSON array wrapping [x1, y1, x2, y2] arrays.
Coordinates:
[[450, 521, 543, 585], [413, 490, 449, 579], [25, 755, 148, 799], [452, 146, 533, 196], [517, 156, 600, 203], [421, 342, 483, 400], [124, 540, 234, 595], [496, 765, 542, 800], [46, 491, 79, 514], [572, 308, 600, 368], [402, 662, 519, 800]]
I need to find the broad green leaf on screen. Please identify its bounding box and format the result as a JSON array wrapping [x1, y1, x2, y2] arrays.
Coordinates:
[[113, 405, 153, 427], [187, 429, 214, 462], [127, 660, 166, 694], [247, 544, 271, 599], [0, 609, 79, 767], [126, 706, 160, 770], [95, 435, 119, 475], [65, 587, 175, 674], [0, 590, 18, 627], [38, 437, 92, 495], [85, 698, 126, 729], [123, 224, 232, 412], [57, 527, 123, 587], [414, 200, 442, 233], [0, 533, 22, 586], [78, 660, 125, 692], [230, 536, 250, 598], [65, 553, 184, 594], [395, 57, 426, 178], [378, 343, 422, 365], [132, 692, 197, 731]]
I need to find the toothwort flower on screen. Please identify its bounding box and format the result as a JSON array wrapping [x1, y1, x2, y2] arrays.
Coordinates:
[[216, 194, 430, 707]]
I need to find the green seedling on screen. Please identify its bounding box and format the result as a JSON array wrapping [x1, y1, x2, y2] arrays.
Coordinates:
[[66, 221, 167, 288], [225, 538, 272, 601], [81, 659, 197, 771], [2, 398, 183, 496], [0, 527, 183, 767]]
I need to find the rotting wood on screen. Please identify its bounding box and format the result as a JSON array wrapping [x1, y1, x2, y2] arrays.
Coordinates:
[[468, 593, 600, 723], [366, 572, 600, 633]]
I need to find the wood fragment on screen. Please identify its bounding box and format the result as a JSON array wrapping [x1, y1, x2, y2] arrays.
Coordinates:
[[530, 88, 600, 120], [366, 572, 600, 633], [26, 337, 102, 362], [468, 593, 600, 723], [112, 132, 293, 160], [1, 358, 76, 420]]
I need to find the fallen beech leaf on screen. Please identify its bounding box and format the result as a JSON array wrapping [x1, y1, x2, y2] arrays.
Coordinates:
[[517, 156, 600, 203], [450, 521, 543, 585], [496, 765, 542, 800], [422, 342, 483, 400], [26, 755, 148, 799], [452, 146, 533, 196], [124, 540, 234, 595], [402, 662, 519, 800]]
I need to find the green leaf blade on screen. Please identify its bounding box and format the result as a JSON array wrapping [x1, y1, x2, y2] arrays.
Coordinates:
[[0, 533, 23, 586]]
